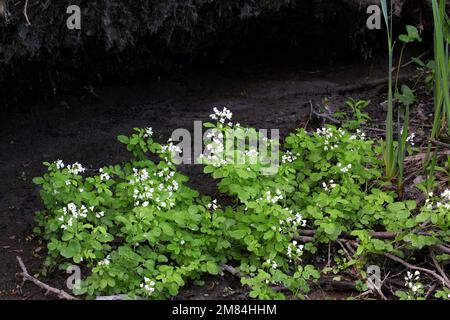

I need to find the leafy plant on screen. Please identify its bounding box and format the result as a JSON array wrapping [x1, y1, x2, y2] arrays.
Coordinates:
[[33, 108, 450, 300], [334, 98, 371, 131], [34, 128, 227, 299], [380, 1, 421, 188]]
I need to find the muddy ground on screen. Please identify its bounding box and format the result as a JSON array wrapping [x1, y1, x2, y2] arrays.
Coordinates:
[[0, 49, 423, 300]]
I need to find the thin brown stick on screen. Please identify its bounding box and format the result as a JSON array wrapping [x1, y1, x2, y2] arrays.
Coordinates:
[[297, 230, 450, 255], [430, 249, 450, 285], [298, 229, 398, 240], [435, 244, 450, 255], [383, 253, 450, 289], [220, 263, 241, 277], [16, 256, 79, 300], [23, 0, 31, 25], [429, 139, 450, 149]]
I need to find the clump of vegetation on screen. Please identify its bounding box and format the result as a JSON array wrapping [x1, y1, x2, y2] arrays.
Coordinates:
[[33, 107, 450, 300], [33, 128, 228, 299]]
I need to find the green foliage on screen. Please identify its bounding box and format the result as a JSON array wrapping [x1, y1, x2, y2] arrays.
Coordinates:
[[202, 113, 450, 299], [380, 5, 421, 191], [34, 108, 450, 300], [334, 98, 371, 131], [34, 128, 226, 299]]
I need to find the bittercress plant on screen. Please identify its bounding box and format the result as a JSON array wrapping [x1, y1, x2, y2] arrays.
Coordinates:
[[33, 107, 450, 300]]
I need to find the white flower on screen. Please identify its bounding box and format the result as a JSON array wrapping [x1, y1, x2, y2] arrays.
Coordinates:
[[144, 127, 153, 138], [282, 151, 297, 164], [67, 162, 86, 175], [55, 160, 65, 170], [100, 172, 110, 181], [140, 278, 156, 295], [404, 270, 422, 296], [95, 211, 105, 218], [98, 255, 111, 266], [209, 107, 233, 126], [441, 189, 450, 200], [64, 203, 88, 220], [406, 132, 416, 146], [207, 199, 219, 210]]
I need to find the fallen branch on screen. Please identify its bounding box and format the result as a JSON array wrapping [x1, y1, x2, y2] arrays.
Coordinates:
[[220, 263, 241, 277], [430, 249, 450, 285], [16, 256, 79, 300], [435, 244, 450, 255], [298, 229, 398, 240], [309, 101, 341, 125], [383, 253, 450, 290]]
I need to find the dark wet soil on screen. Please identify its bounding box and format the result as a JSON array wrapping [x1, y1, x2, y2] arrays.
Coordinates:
[[0, 51, 417, 300]]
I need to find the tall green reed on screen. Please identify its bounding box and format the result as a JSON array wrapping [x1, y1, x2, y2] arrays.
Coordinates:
[[380, 0, 396, 180], [380, 1, 422, 194], [423, 0, 450, 193]]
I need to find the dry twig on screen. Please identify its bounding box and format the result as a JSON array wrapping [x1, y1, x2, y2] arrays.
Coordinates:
[[23, 0, 31, 25], [383, 253, 450, 289], [16, 256, 79, 300]]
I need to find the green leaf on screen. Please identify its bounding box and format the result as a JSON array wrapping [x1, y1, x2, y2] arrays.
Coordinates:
[[395, 85, 415, 107], [323, 223, 337, 235], [160, 223, 174, 236], [32, 177, 45, 185], [206, 261, 220, 275], [230, 229, 248, 239], [399, 25, 422, 43], [416, 211, 430, 223], [117, 135, 129, 144]]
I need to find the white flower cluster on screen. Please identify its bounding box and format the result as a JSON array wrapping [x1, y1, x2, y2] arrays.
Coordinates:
[[257, 189, 283, 204], [200, 130, 228, 167], [130, 167, 179, 210], [276, 211, 307, 234], [160, 138, 183, 161], [67, 162, 86, 175], [98, 255, 111, 266], [281, 151, 298, 164], [425, 190, 450, 210], [337, 163, 352, 173], [316, 127, 347, 151], [404, 271, 422, 293], [59, 203, 88, 230], [207, 199, 219, 211], [210, 107, 233, 126], [143, 127, 153, 138], [140, 277, 156, 295], [406, 132, 416, 147], [99, 168, 111, 181], [322, 180, 337, 192], [287, 240, 304, 259], [55, 160, 65, 170], [349, 129, 366, 141], [265, 259, 278, 270], [245, 148, 259, 158], [95, 211, 105, 218]]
